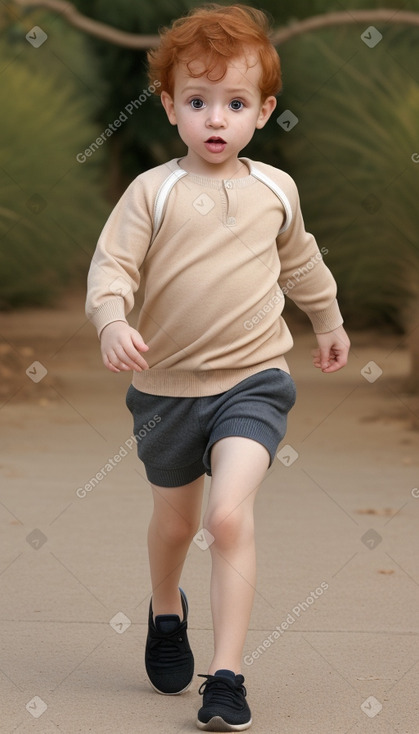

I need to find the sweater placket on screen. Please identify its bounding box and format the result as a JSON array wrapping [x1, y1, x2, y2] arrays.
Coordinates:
[[220, 180, 238, 227]]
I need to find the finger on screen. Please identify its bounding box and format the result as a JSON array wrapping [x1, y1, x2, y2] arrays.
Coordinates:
[[112, 345, 148, 372], [131, 332, 149, 353], [333, 350, 349, 369], [319, 347, 331, 371], [106, 348, 134, 372], [120, 340, 149, 370], [117, 350, 149, 371], [311, 349, 323, 369], [322, 351, 348, 372], [321, 361, 342, 373], [103, 354, 121, 373]]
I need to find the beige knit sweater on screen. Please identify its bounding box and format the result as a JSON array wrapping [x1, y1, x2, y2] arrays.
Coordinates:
[[86, 157, 343, 396]]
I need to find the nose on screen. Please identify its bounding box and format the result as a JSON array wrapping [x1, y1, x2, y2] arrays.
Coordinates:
[[206, 105, 226, 128]]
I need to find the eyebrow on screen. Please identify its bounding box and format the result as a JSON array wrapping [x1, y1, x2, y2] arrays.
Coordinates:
[[181, 85, 252, 96]]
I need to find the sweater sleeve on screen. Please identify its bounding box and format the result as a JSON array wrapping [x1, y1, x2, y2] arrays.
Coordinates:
[[276, 175, 343, 334], [85, 175, 153, 337]]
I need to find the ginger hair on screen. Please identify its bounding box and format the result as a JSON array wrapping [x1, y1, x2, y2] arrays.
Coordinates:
[[147, 3, 282, 100]]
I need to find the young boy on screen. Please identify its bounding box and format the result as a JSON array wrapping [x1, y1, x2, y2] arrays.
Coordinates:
[[86, 4, 350, 730]]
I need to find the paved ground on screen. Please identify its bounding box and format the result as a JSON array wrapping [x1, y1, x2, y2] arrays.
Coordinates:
[[0, 295, 418, 733]]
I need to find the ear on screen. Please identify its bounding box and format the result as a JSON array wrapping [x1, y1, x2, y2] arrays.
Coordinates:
[[255, 95, 277, 129], [160, 91, 177, 125]]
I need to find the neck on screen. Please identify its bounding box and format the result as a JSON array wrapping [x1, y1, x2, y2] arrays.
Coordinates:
[[179, 156, 248, 179]]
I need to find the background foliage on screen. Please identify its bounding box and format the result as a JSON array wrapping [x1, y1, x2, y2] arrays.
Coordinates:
[[0, 10, 107, 307], [276, 27, 419, 333]]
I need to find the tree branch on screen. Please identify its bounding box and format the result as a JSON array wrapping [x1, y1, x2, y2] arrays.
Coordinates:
[[272, 8, 419, 45], [13, 0, 419, 49], [13, 0, 160, 48]]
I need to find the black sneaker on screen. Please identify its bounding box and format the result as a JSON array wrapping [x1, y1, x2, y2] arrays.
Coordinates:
[[145, 587, 194, 695], [197, 669, 252, 731]]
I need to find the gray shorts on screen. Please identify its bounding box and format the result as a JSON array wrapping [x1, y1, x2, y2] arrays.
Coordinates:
[[125, 368, 296, 487]]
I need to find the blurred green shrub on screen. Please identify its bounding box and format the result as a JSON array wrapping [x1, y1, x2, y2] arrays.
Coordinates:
[[0, 21, 108, 308], [274, 27, 419, 336]]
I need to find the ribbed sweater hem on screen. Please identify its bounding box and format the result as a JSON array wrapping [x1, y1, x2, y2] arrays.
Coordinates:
[[131, 357, 290, 397]]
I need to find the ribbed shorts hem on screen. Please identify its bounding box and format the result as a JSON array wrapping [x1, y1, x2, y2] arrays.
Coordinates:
[[144, 418, 282, 487], [203, 418, 281, 474], [144, 458, 205, 487]]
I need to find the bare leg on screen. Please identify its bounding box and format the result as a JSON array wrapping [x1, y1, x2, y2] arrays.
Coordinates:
[[203, 437, 270, 674], [147, 475, 205, 618]]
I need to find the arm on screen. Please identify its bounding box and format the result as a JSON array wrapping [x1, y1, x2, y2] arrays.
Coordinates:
[[276, 176, 350, 372], [85, 175, 153, 372]]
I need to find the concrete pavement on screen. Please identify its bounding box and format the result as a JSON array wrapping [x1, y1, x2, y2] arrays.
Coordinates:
[[0, 297, 418, 733]]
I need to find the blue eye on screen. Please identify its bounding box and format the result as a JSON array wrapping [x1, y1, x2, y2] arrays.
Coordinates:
[[229, 99, 244, 111], [190, 98, 205, 109]]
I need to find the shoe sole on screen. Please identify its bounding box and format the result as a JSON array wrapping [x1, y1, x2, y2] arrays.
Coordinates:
[[196, 715, 252, 731], [147, 677, 193, 696]]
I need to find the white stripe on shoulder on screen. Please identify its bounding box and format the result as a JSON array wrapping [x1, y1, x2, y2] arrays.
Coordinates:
[[152, 168, 188, 242], [249, 164, 293, 234]]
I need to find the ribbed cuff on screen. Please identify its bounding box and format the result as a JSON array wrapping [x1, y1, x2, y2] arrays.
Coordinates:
[[307, 299, 344, 334], [87, 297, 128, 338]]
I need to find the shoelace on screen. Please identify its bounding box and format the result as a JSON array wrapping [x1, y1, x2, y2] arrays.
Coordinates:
[[198, 675, 247, 709], [148, 623, 189, 666]]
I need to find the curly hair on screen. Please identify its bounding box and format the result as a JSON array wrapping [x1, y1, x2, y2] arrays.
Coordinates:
[[147, 4, 281, 100]]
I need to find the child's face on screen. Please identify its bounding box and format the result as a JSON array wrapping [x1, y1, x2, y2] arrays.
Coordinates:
[[161, 54, 277, 176]]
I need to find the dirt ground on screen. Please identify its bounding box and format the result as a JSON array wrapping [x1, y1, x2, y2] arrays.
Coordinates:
[[0, 291, 418, 733]]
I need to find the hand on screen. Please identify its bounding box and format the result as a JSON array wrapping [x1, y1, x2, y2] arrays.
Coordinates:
[[312, 325, 350, 373], [100, 321, 149, 373]]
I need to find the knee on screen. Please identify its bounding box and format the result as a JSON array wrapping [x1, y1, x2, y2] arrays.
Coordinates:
[[153, 515, 199, 547], [203, 507, 254, 551]]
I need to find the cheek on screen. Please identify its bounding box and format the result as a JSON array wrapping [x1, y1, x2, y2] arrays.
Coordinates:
[[179, 116, 200, 136], [174, 117, 199, 147], [236, 113, 258, 135]]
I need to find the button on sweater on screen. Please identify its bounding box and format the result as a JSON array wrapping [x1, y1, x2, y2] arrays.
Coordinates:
[[85, 157, 343, 396]]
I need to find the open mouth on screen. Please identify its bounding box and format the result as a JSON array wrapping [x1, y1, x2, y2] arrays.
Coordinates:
[[205, 136, 227, 152]]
